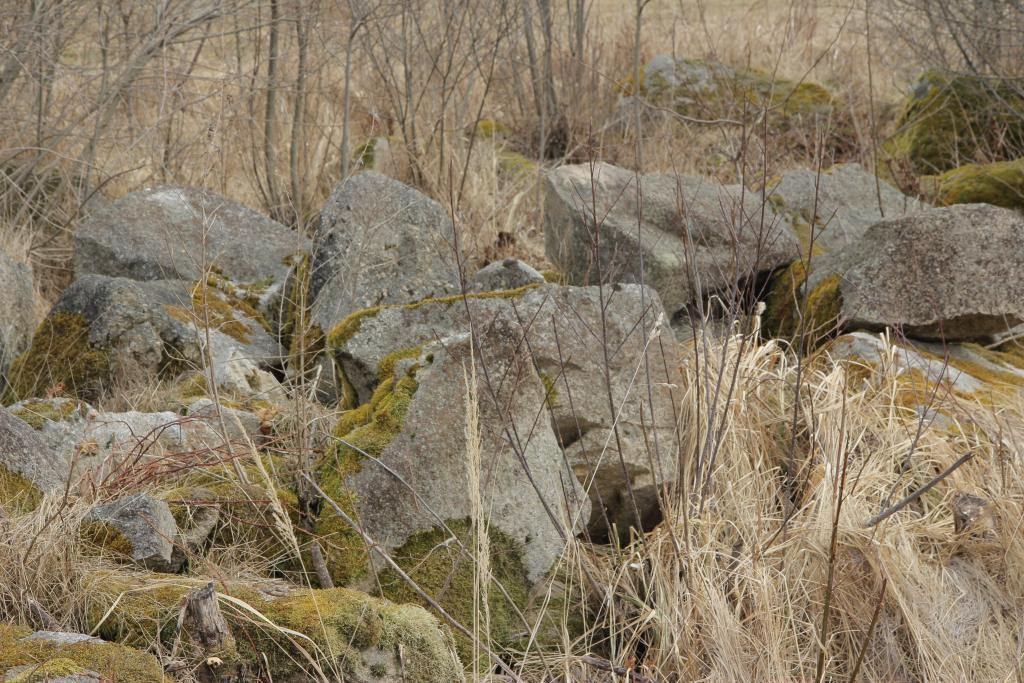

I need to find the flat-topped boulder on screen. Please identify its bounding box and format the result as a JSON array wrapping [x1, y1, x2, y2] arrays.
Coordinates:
[[806, 204, 1024, 341], [75, 186, 308, 291], [545, 162, 800, 316]]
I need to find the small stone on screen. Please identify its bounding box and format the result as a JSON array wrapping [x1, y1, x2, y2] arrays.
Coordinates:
[[952, 491, 992, 535], [468, 258, 545, 292], [85, 493, 178, 567]]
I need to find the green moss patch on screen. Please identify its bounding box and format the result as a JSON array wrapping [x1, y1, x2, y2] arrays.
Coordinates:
[[762, 262, 843, 346], [377, 518, 531, 666], [164, 278, 269, 345], [81, 522, 136, 559], [317, 371, 421, 585], [0, 466, 43, 513], [86, 574, 461, 682], [924, 158, 1024, 209], [3, 312, 110, 404], [0, 627, 166, 683]]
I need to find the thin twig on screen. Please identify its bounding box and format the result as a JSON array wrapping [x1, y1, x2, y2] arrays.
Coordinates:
[[865, 451, 974, 527]]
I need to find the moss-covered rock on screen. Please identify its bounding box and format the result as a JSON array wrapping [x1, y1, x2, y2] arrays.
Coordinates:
[[21, 274, 284, 403], [639, 55, 851, 151], [316, 367, 421, 585], [761, 261, 843, 345], [3, 313, 110, 404], [8, 398, 89, 430], [0, 407, 70, 512], [87, 573, 464, 682], [0, 628, 166, 683], [164, 277, 272, 345], [884, 70, 1024, 175], [378, 518, 530, 666], [924, 158, 1024, 209], [326, 285, 539, 405]]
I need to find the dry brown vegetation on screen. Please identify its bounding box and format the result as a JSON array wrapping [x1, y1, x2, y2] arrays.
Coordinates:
[[3, 1, 1024, 681]]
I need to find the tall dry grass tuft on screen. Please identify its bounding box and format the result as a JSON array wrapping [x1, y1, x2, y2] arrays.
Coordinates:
[[512, 329, 1024, 681]]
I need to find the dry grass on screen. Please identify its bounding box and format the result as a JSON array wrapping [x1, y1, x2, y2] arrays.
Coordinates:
[[503, 329, 1024, 681], [4, 1, 1021, 681], [4, 326, 1023, 680]]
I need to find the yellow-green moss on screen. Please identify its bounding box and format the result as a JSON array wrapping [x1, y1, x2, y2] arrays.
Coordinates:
[[924, 158, 1024, 209], [0, 466, 43, 513], [540, 269, 565, 284], [377, 345, 425, 387], [0, 626, 166, 683], [377, 518, 530, 667], [88, 573, 462, 683], [762, 261, 807, 339], [805, 274, 843, 336], [317, 373, 421, 585], [165, 279, 269, 345], [10, 399, 86, 430], [918, 344, 1024, 391], [326, 306, 385, 350], [762, 263, 842, 346], [475, 118, 509, 138], [884, 70, 1024, 175], [3, 312, 110, 404], [81, 522, 136, 558], [770, 79, 836, 117], [5, 657, 85, 682], [498, 150, 536, 177], [539, 372, 559, 408]]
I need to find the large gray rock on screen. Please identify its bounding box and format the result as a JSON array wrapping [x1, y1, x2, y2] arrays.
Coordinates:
[[309, 172, 461, 333], [0, 251, 35, 384], [545, 162, 801, 316], [769, 163, 925, 252], [808, 204, 1024, 341], [6, 274, 283, 402], [326, 317, 590, 583], [0, 408, 69, 506], [330, 283, 682, 538], [85, 493, 177, 566], [74, 186, 308, 289]]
